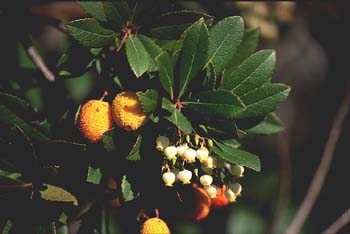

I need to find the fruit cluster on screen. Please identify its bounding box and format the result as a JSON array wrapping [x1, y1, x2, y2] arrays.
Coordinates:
[[78, 91, 147, 142], [157, 135, 244, 206]]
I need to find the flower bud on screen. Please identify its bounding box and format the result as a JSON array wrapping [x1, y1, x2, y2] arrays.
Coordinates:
[[199, 175, 213, 187], [205, 185, 217, 198], [177, 144, 188, 157], [207, 139, 214, 148], [162, 171, 176, 186], [194, 135, 200, 146], [183, 148, 196, 163], [230, 183, 242, 196], [185, 135, 191, 143], [177, 169, 192, 184], [156, 136, 170, 151], [164, 146, 177, 160], [224, 188, 237, 202], [196, 147, 209, 162], [230, 165, 244, 177]]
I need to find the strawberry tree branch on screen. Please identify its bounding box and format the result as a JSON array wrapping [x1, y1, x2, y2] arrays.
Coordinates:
[[321, 208, 350, 234], [27, 46, 55, 82], [286, 88, 350, 234]]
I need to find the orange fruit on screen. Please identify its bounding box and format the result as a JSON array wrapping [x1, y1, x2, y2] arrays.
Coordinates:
[[140, 217, 170, 234], [78, 99, 113, 142], [112, 91, 148, 131]]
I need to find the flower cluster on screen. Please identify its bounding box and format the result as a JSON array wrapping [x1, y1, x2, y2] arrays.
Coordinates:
[[156, 135, 245, 203]]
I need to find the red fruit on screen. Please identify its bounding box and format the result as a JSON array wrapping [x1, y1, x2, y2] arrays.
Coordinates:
[[186, 184, 211, 221], [211, 185, 229, 209]]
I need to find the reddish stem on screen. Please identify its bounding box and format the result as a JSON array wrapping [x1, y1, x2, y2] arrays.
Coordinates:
[[116, 28, 132, 52], [99, 91, 108, 101], [175, 98, 184, 112]]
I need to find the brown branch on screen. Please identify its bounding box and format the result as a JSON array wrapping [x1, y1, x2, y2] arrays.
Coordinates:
[[321, 208, 350, 234], [27, 46, 55, 82], [286, 90, 350, 234], [270, 131, 292, 233]]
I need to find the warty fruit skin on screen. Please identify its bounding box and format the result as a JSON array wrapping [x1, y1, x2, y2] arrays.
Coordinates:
[[112, 91, 148, 131], [78, 100, 113, 143], [140, 217, 171, 234]]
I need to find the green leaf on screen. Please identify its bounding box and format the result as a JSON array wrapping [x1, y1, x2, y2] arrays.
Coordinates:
[[220, 50, 276, 96], [125, 36, 152, 77], [149, 10, 213, 40], [206, 16, 244, 73], [102, 129, 116, 152], [126, 135, 142, 161], [121, 175, 138, 202], [138, 34, 163, 72], [213, 141, 260, 171], [66, 18, 118, 48], [162, 98, 193, 134], [136, 89, 159, 114], [236, 84, 291, 118], [90, 47, 103, 56], [79, 2, 107, 22], [59, 212, 68, 225], [0, 92, 35, 114], [1, 219, 12, 234], [183, 90, 246, 119], [225, 28, 260, 72], [40, 184, 78, 205], [161, 97, 176, 112], [86, 166, 102, 184], [155, 51, 174, 99], [32, 119, 52, 137], [0, 170, 24, 185], [113, 75, 124, 89], [0, 105, 49, 141], [221, 139, 241, 149], [203, 63, 217, 90], [103, 2, 129, 29], [245, 113, 284, 134], [178, 18, 209, 98], [74, 105, 82, 126]]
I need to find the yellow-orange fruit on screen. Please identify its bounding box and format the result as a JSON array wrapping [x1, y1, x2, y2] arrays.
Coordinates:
[[186, 184, 211, 221], [140, 217, 170, 234], [112, 91, 147, 131], [211, 185, 229, 209], [78, 100, 113, 142]]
